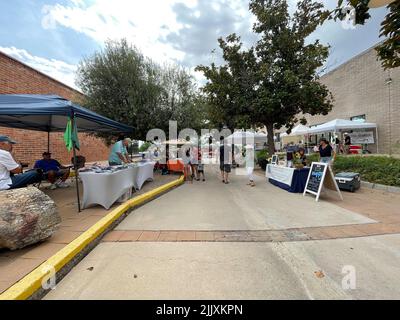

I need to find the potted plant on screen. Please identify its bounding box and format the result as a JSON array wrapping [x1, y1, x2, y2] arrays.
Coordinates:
[[293, 152, 304, 169], [256, 150, 269, 171]]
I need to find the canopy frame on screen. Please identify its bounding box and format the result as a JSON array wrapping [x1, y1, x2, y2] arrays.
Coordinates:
[[0, 94, 133, 212]]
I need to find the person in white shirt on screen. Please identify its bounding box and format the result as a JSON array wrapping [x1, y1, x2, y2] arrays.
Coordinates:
[[245, 145, 256, 187], [0, 136, 42, 190]]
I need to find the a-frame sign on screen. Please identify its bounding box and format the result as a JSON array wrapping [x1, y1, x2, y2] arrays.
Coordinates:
[[303, 162, 343, 202]]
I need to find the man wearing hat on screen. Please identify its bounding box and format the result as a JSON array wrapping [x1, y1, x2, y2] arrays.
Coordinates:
[[34, 152, 71, 190], [0, 136, 42, 190], [109, 137, 132, 166]]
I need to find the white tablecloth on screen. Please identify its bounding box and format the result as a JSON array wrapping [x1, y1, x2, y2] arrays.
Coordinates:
[[134, 162, 155, 190], [266, 164, 295, 187], [80, 162, 155, 209]]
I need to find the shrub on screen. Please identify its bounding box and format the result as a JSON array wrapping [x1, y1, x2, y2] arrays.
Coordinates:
[[332, 155, 400, 187], [256, 150, 269, 171], [305, 154, 400, 187], [139, 142, 152, 152], [306, 153, 319, 166]]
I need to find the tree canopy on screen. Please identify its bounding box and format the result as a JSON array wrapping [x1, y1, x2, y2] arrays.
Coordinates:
[[77, 39, 206, 142], [330, 0, 399, 69], [196, 0, 334, 154]]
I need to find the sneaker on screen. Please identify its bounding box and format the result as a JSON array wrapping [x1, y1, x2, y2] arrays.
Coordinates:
[[47, 184, 57, 190], [56, 181, 69, 188]]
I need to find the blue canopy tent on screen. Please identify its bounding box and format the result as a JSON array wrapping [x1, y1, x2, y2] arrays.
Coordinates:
[[0, 94, 133, 212]]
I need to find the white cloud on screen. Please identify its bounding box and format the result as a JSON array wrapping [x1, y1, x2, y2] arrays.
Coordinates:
[[41, 0, 188, 64], [0, 46, 78, 90]]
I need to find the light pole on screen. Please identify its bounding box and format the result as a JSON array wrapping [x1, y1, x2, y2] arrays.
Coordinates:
[[386, 73, 392, 155]]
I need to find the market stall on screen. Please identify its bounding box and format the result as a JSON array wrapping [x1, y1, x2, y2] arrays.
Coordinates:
[[225, 131, 268, 148], [266, 164, 310, 193], [280, 124, 310, 145], [307, 119, 378, 153], [0, 94, 133, 212], [80, 161, 155, 209]]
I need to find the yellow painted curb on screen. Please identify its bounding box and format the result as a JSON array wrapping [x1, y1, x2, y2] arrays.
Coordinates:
[[0, 175, 185, 300]]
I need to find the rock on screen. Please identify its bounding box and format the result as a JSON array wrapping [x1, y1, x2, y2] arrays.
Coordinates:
[[0, 187, 61, 250]]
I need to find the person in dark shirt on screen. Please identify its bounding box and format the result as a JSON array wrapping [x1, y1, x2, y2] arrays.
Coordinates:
[[318, 138, 336, 164], [298, 148, 307, 166], [219, 137, 232, 184], [34, 152, 70, 190], [344, 135, 351, 154]]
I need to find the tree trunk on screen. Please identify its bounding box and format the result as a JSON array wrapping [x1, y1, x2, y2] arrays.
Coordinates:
[[266, 123, 275, 156]]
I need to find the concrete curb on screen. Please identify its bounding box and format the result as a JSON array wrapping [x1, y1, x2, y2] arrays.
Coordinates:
[[361, 181, 400, 193], [0, 175, 185, 300]]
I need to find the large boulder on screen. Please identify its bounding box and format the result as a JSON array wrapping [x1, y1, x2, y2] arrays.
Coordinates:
[[0, 187, 60, 250]]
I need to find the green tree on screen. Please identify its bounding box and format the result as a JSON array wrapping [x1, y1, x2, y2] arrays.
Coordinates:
[[197, 0, 334, 154], [77, 39, 206, 141], [330, 0, 399, 69]]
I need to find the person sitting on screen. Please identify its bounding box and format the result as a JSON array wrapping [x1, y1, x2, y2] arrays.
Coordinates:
[[34, 152, 70, 190], [298, 147, 307, 166], [0, 136, 42, 190]]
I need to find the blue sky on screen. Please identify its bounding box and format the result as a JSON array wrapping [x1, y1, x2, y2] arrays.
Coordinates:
[[0, 0, 389, 89]]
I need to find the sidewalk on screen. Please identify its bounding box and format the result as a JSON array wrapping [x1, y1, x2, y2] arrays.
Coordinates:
[[0, 172, 178, 294], [44, 165, 400, 299]]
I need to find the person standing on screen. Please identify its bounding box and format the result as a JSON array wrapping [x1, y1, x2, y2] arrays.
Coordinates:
[[109, 138, 132, 166], [245, 145, 255, 187], [184, 147, 193, 183], [0, 136, 42, 190], [190, 145, 199, 181], [219, 137, 232, 184], [197, 148, 205, 182], [318, 138, 336, 164], [344, 134, 351, 154]]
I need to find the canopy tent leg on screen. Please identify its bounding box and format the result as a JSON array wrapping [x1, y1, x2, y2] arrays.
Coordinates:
[[376, 127, 379, 154], [47, 131, 50, 153], [71, 116, 82, 213]]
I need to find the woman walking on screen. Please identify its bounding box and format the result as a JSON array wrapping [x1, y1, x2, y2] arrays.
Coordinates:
[[184, 148, 193, 183], [245, 145, 255, 187]]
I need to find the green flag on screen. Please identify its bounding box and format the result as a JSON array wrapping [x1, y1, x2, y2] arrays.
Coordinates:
[[64, 117, 80, 151]]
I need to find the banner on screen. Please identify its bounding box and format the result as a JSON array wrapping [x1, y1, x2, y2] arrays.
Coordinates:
[[349, 131, 375, 144]]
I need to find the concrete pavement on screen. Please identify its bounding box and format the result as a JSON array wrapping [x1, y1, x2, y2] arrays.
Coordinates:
[[44, 165, 400, 300], [115, 166, 374, 231]]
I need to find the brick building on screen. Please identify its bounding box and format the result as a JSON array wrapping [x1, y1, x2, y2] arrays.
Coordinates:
[[0, 51, 111, 166], [301, 44, 399, 155]]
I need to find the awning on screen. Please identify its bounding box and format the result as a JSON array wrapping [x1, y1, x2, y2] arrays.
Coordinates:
[[280, 124, 310, 137], [225, 131, 268, 144], [307, 119, 377, 135], [0, 94, 133, 133]]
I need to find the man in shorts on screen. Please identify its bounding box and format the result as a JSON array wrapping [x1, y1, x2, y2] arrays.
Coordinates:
[[219, 136, 232, 184]]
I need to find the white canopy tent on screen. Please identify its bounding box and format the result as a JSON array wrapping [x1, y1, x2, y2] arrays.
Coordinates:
[[307, 119, 377, 134], [225, 131, 268, 144], [307, 119, 379, 153], [280, 124, 310, 137]]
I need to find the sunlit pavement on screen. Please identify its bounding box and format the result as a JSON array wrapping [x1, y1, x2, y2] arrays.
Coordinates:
[[44, 165, 400, 300]]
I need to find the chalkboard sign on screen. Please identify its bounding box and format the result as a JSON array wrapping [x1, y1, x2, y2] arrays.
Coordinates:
[[271, 155, 278, 165], [306, 163, 325, 194], [303, 162, 343, 202]]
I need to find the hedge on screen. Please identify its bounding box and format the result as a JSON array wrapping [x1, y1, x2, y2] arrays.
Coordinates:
[[306, 154, 400, 187], [139, 141, 152, 152]]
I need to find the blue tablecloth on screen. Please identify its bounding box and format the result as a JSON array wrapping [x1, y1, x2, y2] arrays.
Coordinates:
[[269, 167, 310, 193]]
